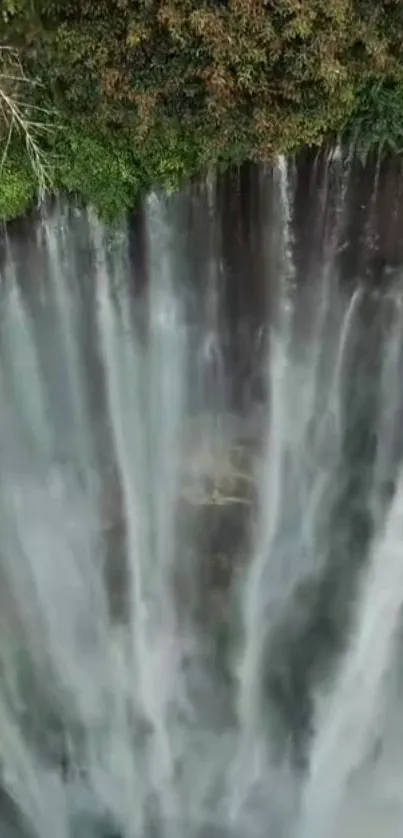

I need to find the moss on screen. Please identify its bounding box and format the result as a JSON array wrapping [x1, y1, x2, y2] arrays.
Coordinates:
[[0, 160, 36, 221]]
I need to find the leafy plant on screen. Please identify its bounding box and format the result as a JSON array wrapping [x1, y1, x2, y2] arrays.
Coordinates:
[[346, 80, 403, 162]]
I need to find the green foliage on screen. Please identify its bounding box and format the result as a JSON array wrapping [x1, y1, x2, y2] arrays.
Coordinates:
[[347, 81, 403, 161], [0, 158, 36, 220], [2, 0, 403, 219], [1, 0, 25, 22], [51, 125, 142, 220]]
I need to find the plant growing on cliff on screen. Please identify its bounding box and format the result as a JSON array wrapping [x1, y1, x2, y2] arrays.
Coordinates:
[[2, 0, 403, 219], [347, 80, 403, 161]]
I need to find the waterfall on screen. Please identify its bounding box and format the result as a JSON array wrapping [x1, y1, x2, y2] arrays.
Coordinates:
[[1, 154, 403, 838], [299, 471, 403, 838]]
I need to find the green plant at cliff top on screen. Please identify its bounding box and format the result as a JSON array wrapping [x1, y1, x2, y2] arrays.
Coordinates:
[[0, 157, 36, 219], [2, 0, 403, 220], [347, 80, 403, 161]]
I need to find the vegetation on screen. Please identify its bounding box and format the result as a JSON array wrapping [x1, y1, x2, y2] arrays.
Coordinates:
[[2, 0, 403, 220]]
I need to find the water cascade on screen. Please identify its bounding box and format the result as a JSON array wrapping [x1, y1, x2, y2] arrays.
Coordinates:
[[1, 149, 403, 838]]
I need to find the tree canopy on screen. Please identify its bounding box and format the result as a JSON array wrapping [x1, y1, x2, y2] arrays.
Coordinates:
[[1, 0, 403, 219]]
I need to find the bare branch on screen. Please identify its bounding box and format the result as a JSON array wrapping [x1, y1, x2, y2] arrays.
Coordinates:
[[0, 45, 54, 202]]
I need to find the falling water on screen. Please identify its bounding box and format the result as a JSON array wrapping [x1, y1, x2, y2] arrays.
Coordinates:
[[298, 472, 403, 838], [1, 152, 403, 838], [42, 211, 94, 479], [0, 240, 50, 458]]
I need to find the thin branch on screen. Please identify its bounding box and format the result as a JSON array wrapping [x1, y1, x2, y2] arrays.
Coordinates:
[[0, 46, 54, 201], [0, 94, 53, 115], [0, 118, 13, 168]]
